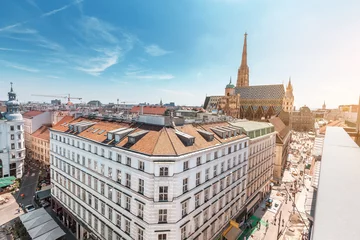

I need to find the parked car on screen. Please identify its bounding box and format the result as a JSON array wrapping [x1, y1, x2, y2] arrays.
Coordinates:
[[24, 204, 35, 212]]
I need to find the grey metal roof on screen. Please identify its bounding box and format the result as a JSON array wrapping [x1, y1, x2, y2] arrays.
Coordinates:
[[19, 208, 65, 240], [312, 127, 360, 240], [235, 84, 285, 100]]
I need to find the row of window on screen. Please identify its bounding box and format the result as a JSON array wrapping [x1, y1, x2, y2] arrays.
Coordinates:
[[10, 142, 22, 150], [10, 134, 22, 141], [9, 125, 21, 131], [52, 169, 247, 240], [51, 148, 247, 199]]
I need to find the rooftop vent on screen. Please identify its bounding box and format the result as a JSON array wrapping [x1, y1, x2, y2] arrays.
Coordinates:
[[210, 125, 243, 139], [107, 128, 127, 141], [127, 130, 149, 144], [68, 121, 95, 133], [175, 130, 195, 146], [210, 127, 228, 139], [114, 128, 134, 142], [197, 129, 214, 142]]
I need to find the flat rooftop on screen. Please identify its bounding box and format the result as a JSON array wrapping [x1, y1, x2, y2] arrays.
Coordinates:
[[312, 127, 360, 240], [230, 120, 273, 132]]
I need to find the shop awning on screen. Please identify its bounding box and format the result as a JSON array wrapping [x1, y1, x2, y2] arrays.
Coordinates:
[[36, 189, 51, 200], [0, 176, 16, 188]]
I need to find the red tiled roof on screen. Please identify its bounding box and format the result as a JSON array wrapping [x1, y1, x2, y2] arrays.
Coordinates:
[[31, 125, 50, 141], [22, 111, 44, 119], [52, 116, 75, 131], [52, 117, 247, 156], [130, 106, 166, 115]]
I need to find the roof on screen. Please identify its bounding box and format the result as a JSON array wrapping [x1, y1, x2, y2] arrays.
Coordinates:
[[51, 116, 74, 132], [22, 111, 44, 119], [20, 208, 65, 240], [319, 120, 347, 134], [230, 120, 273, 132], [312, 127, 360, 240], [130, 106, 166, 115], [268, 117, 290, 141], [32, 125, 50, 141], [235, 84, 285, 100], [312, 136, 324, 156], [51, 117, 247, 156]]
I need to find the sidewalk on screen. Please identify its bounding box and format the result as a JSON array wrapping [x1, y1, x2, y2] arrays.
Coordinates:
[[242, 187, 293, 240]]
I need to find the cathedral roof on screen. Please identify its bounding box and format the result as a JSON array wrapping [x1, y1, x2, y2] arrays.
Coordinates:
[[235, 84, 285, 100]]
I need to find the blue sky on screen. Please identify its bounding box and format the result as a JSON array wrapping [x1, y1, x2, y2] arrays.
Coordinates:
[[0, 0, 359, 108]]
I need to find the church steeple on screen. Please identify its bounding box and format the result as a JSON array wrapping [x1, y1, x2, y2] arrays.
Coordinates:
[[322, 101, 326, 110], [236, 32, 250, 88], [287, 77, 293, 91]]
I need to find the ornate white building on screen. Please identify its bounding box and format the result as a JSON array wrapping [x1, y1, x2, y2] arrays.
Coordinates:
[[0, 83, 25, 178], [50, 116, 250, 240]]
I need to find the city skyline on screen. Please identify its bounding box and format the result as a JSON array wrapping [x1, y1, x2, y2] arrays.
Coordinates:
[[1, 0, 359, 108]]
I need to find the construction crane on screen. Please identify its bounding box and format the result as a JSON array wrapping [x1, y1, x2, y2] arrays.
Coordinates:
[[31, 94, 82, 105]]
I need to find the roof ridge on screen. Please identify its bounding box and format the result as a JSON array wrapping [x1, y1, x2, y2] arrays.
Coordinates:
[[163, 127, 178, 155]]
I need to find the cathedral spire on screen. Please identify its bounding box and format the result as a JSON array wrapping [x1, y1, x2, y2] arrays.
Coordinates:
[[236, 32, 249, 88], [287, 77, 293, 91], [241, 32, 248, 67]]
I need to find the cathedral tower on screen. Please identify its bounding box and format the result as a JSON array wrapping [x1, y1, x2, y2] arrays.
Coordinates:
[[236, 33, 249, 87], [283, 77, 294, 112]]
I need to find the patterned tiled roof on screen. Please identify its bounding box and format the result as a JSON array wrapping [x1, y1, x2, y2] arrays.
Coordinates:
[[235, 84, 285, 100], [274, 106, 283, 115]]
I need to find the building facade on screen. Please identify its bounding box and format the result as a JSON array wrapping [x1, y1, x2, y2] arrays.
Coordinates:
[[230, 121, 276, 216], [31, 125, 51, 165], [50, 117, 250, 240], [0, 83, 25, 178], [268, 117, 291, 183], [23, 111, 51, 158], [203, 33, 294, 122], [291, 106, 315, 132]]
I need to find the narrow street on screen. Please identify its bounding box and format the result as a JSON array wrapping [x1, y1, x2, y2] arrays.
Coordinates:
[[242, 131, 314, 240], [15, 159, 39, 207]]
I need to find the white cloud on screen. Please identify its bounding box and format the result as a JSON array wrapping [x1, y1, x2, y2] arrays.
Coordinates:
[[42, 0, 83, 17], [77, 16, 118, 44], [0, 47, 30, 52], [42, 5, 70, 17], [145, 44, 171, 56], [5, 63, 39, 73], [0, 21, 28, 32], [75, 47, 121, 76]]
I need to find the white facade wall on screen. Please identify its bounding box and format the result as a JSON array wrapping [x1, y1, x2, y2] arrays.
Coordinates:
[[50, 130, 249, 240], [0, 119, 25, 178], [246, 132, 276, 207], [24, 111, 51, 153]]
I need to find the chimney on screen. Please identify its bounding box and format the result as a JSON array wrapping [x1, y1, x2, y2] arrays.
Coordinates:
[[140, 105, 144, 115]]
